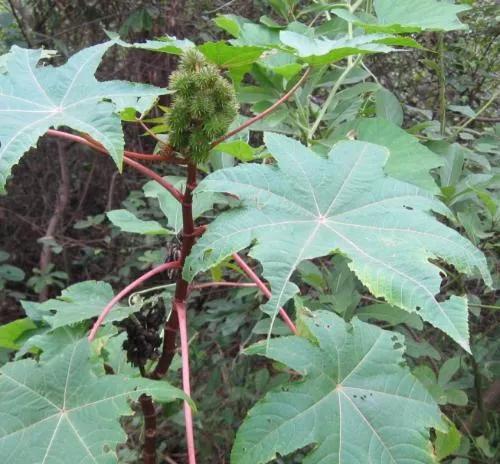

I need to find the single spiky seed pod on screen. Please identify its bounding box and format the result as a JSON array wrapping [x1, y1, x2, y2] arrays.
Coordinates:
[[167, 48, 239, 163]]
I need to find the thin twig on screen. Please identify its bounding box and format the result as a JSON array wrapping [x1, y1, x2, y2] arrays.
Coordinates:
[[211, 68, 310, 147], [87, 260, 181, 340], [232, 253, 297, 334]]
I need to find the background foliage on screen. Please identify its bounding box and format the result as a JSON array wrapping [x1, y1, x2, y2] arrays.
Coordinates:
[[0, 0, 498, 463]]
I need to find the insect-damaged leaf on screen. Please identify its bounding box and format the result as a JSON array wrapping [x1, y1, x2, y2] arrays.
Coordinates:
[[0, 41, 167, 191], [232, 310, 443, 464], [184, 134, 491, 351]]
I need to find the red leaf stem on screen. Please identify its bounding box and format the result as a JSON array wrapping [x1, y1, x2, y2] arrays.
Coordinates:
[[176, 299, 197, 464], [232, 253, 297, 334], [211, 68, 310, 148], [87, 260, 181, 341], [46, 130, 184, 202]]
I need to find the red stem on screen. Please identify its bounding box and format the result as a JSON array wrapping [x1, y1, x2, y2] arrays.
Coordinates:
[[232, 253, 297, 334], [47, 129, 165, 161], [211, 68, 310, 147], [176, 300, 197, 464], [87, 260, 181, 341], [123, 157, 184, 203], [46, 129, 184, 202]]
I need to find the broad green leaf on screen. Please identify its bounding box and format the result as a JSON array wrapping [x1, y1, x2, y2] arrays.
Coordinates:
[[0, 263, 24, 281], [143, 176, 226, 233], [334, 0, 470, 33], [329, 118, 443, 192], [198, 41, 264, 83], [0, 318, 37, 350], [435, 420, 461, 461], [279, 31, 396, 65], [214, 14, 252, 38], [0, 41, 167, 191], [18, 325, 87, 361], [107, 209, 171, 235], [258, 51, 303, 79], [375, 88, 404, 126], [198, 42, 264, 69], [184, 134, 491, 351], [214, 140, 257, 161], [0, 339, 185, 463], [21, 281, 135, 330], [232, 310, 443, 464]]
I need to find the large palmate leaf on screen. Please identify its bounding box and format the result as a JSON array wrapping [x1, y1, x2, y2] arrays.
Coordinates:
[[232, 310, 443, 464], [184, 134, 491, 351], [0, 41, 167, 191], [0, 339, 185, 463], [329, 117, 443, 193], [279, 31, 397, 65], [21, 281, 135, 330], [333, 0, 469, 33]]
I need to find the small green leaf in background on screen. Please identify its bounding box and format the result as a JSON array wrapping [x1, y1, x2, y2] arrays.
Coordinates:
[[0, 263, 24, 282], [232, 310, 443, 464], [214, 140, 257, 161], [21, 280, 135, 330], [375, 88, 404, 126], [143, 176, 225, 233], [0, 318, 36, 350], [435, 418, 462, 461], [0, 339, 185, 463], [107, 209, 172, 235]]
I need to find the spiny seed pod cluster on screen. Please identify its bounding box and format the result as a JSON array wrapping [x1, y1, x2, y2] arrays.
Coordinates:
[[167, 48, 239, 163]]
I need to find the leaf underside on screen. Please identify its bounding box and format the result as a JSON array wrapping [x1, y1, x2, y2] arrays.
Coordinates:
[[232, 310, 443, 464], [184, 133, 491, 351]]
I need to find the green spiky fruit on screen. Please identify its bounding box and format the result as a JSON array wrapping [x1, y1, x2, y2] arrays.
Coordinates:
[[167, 49, 239, 163]]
